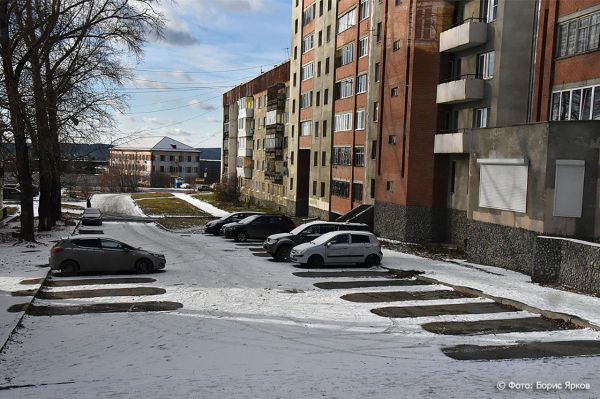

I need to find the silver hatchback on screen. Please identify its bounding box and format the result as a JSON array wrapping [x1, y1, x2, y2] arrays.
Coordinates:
[[49, 236, 166, 275]]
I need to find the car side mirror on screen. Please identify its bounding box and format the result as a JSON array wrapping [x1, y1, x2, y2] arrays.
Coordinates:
[[123, 247, 130, 252], [325, 242, 332, 248]]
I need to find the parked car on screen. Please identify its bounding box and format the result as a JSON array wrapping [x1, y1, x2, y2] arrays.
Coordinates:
[[180, 183, 191, 189], [49, 236, 166, 275], [197, 185, 213, 192], [222, 214, 296, 242], [81, 208, 103, 226], [204, 211, 264, 235], [290, 231, 382, 268], [2, 187, 21, 201], [264, 221, 370, 261]]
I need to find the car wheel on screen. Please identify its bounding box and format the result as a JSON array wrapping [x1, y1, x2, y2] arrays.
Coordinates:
[[59, 260, 79, 276], [365, 254, 381, 267], [135, 259, 154, 274], [307, 255, 324, 268], [275, 245, 292, 262], [235, 231, 248, 242]]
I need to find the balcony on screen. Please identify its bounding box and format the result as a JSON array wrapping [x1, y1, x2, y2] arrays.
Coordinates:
[[238, 107, 254, 119], [434, 130, 471, 153], [266, 110, 284, 126], [237, 147, 252, 157], [223, 139, 229, 149], [440, 19, 487, 52], [436, 75, 484, 104], [223, 122, 229, 133], [238, 126, 254, 137], [265, 170, 283, 183]]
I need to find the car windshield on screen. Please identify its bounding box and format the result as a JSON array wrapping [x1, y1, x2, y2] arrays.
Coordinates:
[[239, 215, 260, 224], [289, 223, 316, 235], [310, 232, 339, 245]]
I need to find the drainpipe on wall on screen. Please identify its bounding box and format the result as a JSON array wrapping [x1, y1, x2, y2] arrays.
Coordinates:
[[527, 0, 541, 123]]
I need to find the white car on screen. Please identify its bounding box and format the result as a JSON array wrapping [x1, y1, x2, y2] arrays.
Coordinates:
[[290, 230, 382, 268]]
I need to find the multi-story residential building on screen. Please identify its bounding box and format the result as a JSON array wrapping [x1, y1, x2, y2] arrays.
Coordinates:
[[222, 62, 291, 212], [110, 136, 202, 186], [432, 0, 600, 274]]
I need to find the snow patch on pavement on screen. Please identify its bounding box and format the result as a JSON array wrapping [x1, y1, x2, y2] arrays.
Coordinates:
[[171, 192, 229, 217]]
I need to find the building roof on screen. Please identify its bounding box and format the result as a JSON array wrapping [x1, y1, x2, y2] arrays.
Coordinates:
[[113, 136, 200, 153]]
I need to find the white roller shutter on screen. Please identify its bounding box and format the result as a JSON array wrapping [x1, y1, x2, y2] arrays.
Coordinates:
[[478, 158, 528, 213], [553, 160, 585, 217]]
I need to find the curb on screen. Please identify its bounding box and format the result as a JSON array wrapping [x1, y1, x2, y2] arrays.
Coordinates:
[[385, 268, 600, 332], [0, 268, 51, 354]]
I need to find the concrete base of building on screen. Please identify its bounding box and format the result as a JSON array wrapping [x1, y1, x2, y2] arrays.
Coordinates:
[[308, 206, 330, 221], [374, 202, 446, 244]]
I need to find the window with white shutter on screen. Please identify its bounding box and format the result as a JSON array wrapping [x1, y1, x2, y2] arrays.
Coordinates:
[[554, 160, 585, 217], [478, 158, 528, 213]]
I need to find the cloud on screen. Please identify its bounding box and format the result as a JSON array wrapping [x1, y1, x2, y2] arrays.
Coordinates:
[[206, 116, 220, 123], [170, 70, 193, 82], [133, 75, 167, 89], [158, 27, 199, 46], [187, 99, 217, 111]]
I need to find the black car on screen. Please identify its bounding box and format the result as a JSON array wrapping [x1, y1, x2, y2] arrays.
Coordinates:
[[2, 187, 21, 201], [263, 221, 371, 261], [222, 214, 296, 242], [204, 211, 264, 235], [81, 208, 103, 226]]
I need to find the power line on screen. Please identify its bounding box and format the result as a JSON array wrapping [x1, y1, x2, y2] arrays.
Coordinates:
[[134, 62, 284, 74], [122, 93, 221, 115]]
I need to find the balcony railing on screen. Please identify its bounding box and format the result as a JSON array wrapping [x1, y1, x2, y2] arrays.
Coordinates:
[[436, 74, 484, 104], [265, 170, 283, 182], [440, 18, 488, 53]]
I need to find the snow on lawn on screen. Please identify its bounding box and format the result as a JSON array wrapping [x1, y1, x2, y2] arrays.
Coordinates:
[[1, 222, 600, 398], [171, 192, 229, 217], [91, 193, 146, 217]]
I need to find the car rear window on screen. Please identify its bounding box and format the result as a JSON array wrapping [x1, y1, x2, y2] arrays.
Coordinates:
[[72, 238, 100, 248], [351, 234, 371, 244]]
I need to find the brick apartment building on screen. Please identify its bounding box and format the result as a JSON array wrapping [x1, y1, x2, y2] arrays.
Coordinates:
[[110, 136, 202, 186], [222, 0, 600, 283]]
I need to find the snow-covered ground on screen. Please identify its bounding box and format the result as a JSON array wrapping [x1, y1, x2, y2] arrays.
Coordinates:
[[171, 192, 229, 217], [90, 194, 146, 217], [0, 222, 598, 398]]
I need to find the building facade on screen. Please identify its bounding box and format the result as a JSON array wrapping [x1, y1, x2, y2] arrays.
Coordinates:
[[110, 136, 202, 186]]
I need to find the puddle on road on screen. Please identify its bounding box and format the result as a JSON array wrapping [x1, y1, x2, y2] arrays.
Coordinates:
[[371, 302, 515, 318], [7, 303, 29, 313], [27, 301, 183, 316], [341, 290, 476, 303], [422, 316, 580, 335], [247, 247, 266, 252], [314, 279, 431, 290], [252, 253, 271, 257], [37, 287, 167, 300], [294, 270, 422, 279], [442, 340, 600, 361], [45, 277, 156, 287], [11, 289, 37, 297], [20, 250, 40, 253], [20, 278, 45, 285]]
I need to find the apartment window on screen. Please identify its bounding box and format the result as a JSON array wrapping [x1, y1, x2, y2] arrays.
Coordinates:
[[293, 73, 297, 86], [301, 63, 314, 80], [317, 61, 322, 77], [354, 147, 365, 166], [337, 9, 357, 34], [391, 87, 398, 96], [326, 25, 331, 42], [386, 181, 394, 192], [290, 177, 294, 190], [313, 181, 317, 196], [291, 151, 295, 165], [373, 101, 379, 121], [160, 155, 165, 161], [338, 42, 355, 66], [334, 112, 352, 132], [356, 109, 366, 130], [319, 0, 323, 16], [324, 88, 329, 104], [336, 78, 354, 99], [333, 147, 351, 165], [315, 121, 320, 136], [371, 140, 377, 159], [474, 108, 489, 128], [352, 183, 363, 201], [314, 151, 318, 166], [393, 40, 401, 51], [359, 0, 370, 20], [323, 120, 328, 136], [320, 182, 326, 197], [318, 30, 323, 46], [316, 91, 321, 106], [370, 179, 375, 198], [322, 151, 326, 166], [160, 165, 164, 172], [376, 22, 382, 43], [358, 36, 369, 57], [300, 120, 312, 136], [295, 18, 298, 34], [331, 180, 350, 198], [556, 12, 600, 57], [292, 99, 296, 113], [477, 51, 495, 79], [551, 85, 600, 121], [303, 4, 315, 25], [389, 135, 397, 144], [481, 0, 498, 23], [478, 158, 528, 213], [302, 33, 315, 52], [325, 57, 330, 74], [294, 46, 297, 60], [328, 0, 332, 11], [356, 73, 367, 93], [300, 91, 313, 108]]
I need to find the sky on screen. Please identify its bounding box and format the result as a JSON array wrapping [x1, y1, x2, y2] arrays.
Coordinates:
[[113, 0, 292, 149]]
